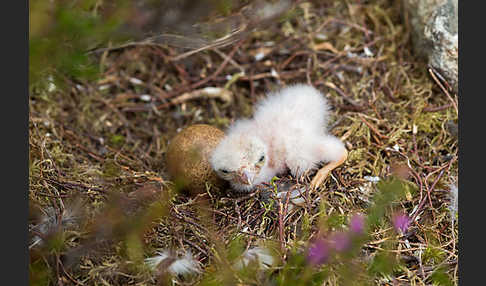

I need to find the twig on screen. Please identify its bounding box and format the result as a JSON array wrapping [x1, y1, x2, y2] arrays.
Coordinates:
[[190, 39, 245, 90], [410, 161, 450, 222], [359, 114, 389, 139], [279, 50, 311, 70], [168, 32, 245, 62], [139, 39, 246, 112], [306, 56, 312, 85], [278, 198, 285, 252], [234, 200, 243, 232], [325, 82, 367, 112], [42, 178, 104, 193], [382, 84, 399, 103], [428, 67, 458, 115], [212, 48, 245, 73], [423, 103, 453, 112]]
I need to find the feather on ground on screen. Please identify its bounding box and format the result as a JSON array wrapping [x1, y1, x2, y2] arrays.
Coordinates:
[[210, 84, 348, 192]]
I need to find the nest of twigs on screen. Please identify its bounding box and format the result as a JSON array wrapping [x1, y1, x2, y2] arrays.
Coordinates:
[[29, 0, 458, 285]]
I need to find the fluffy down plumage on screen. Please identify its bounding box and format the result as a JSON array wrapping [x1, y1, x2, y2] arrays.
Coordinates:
[[210, 84, 348, 192]]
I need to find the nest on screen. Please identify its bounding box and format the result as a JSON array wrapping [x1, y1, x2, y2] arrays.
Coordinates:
[[29, 0, 458, 285]]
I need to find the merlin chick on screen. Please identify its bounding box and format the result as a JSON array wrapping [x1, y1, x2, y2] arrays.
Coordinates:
[[210, 84, 348, 192]]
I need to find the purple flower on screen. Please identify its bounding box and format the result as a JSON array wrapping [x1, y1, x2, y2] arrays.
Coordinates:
[[307, 238, 330, 265], [349, 213, 365, 235], [330, 231, 351, 252], [392, 212, 411, 233]]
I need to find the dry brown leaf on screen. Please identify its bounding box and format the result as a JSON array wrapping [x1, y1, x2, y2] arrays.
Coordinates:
[[312, 42, 340, 54]]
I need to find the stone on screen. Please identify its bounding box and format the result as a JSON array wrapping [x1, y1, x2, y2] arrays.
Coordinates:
[[402, 0, 458, 93]]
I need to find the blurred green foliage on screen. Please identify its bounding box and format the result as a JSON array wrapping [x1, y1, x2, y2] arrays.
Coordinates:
[[203, 177, 437, 286], [366, 177, 408, 230], [29, 0, 290, 92], [429, 267, 454, 286], [29, 0, 130, 89], [423, 246, 446, 265], [29, 258, 53, 286]]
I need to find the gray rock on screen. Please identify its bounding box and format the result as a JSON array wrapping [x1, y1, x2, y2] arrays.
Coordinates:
[[403, 0, 458, 93]]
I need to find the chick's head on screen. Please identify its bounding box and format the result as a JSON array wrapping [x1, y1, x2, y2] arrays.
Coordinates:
[[210, 134, 267, 192]]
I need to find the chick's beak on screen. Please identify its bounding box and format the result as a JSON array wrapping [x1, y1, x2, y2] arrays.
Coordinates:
[[238, 169, 254, 185]]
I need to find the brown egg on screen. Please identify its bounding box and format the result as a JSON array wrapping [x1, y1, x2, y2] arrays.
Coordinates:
[[166, 124, 226, 195]]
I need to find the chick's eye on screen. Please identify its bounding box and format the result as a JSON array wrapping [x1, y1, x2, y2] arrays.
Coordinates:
[[259, 155, 265, 162], [220, 169, 229, 174]]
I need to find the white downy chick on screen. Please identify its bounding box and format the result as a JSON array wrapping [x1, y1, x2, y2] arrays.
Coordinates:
[[210, 84, 348, 192]]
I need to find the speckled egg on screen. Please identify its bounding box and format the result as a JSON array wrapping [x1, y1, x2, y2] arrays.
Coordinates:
[[166, 124, 226, 195]]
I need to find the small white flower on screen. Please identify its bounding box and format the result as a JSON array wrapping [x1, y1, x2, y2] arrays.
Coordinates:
[[363, 46, 374, 57], [48, 82, 56, 92], [129, 77, 143, 85], [270, 68, 279, 78], [315, 33, 328, 41], [254, 52, 265, 61], [364, 176, 380, 183], [140, 94, 152, 102], [393, 144, 400, 152], [98, 84, 110, 91], [47, 75, 56, 92]]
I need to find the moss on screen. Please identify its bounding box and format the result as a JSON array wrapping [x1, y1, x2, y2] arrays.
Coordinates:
[[102, 159, 122, 178], [110, 134, 125, 148], [423, 246, 446, 265], [348, 148, 367, 163], [414, 112, 447, 134], [326, 213, 347, 230]]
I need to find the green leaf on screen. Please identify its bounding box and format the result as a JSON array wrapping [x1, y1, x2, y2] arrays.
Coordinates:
[[429, 267, 454, 286], [368, 251, 396, 277]]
